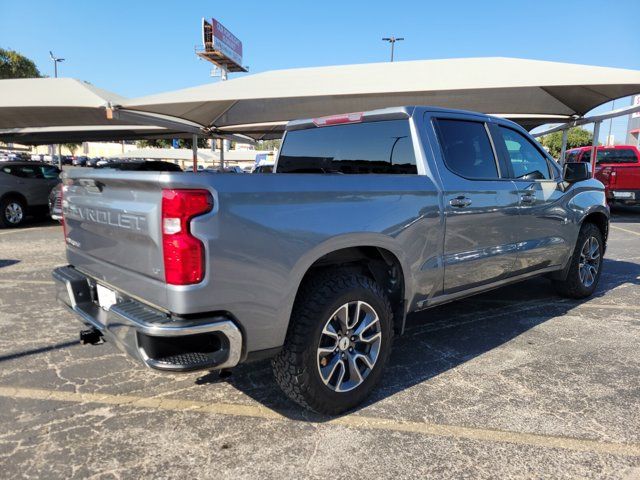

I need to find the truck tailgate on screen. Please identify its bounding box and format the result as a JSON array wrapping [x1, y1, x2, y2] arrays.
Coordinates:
[[63, 170, 165, 285]]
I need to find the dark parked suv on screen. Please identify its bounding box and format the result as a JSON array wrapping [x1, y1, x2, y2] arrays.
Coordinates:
[[0, 162, 60, 227]]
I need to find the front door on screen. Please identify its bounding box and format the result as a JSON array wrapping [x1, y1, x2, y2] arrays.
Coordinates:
[[492, 124, 573, 273], [430, 115, 521, 294]]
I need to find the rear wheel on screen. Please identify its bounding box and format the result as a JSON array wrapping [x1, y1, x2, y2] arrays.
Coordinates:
[[272, 270, 393, 414], [0, 197, 26, 228], [553, 223, 604, 298]]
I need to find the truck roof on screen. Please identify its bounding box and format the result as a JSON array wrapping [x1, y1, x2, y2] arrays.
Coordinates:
[[285, 105, 518, 132]]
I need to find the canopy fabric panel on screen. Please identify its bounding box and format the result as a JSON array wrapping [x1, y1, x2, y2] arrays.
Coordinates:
[[120, 57, 640, 130], [0, 78, 133, 129], [0, 125, 193, 144]]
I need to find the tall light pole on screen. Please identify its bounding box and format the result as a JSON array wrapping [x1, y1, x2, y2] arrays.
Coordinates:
[[382, 36, 404, 62], [49, 51, 64, 78], [49, 51, 65, 169]]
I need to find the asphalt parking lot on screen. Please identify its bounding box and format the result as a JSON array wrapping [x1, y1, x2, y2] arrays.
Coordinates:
[[0, 210, 639, 479]]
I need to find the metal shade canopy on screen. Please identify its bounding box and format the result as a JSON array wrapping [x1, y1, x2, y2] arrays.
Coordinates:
[[0, 78, 138, 129], [118, 57, 640, 131], [0, 125, 255, 145], [0, 125, 193, 144]]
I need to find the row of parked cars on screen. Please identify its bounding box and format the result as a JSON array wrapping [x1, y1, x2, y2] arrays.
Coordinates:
[[2, 144, 638, 229]]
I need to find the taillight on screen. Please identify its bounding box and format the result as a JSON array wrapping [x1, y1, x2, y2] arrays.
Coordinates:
[[161, 189, 213, 285]]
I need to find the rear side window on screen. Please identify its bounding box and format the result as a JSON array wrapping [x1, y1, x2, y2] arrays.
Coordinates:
[[4, 165, 44, 179], [565, 151, 580, 162], [277, 120, 417, 174], [596, 148, 639, 164], [433, 119, 498, 179], [498, 127, 551, 180], [40, 165, 60, 179]]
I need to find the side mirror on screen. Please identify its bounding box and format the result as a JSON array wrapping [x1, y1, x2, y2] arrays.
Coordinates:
[[563, 162, 591, 183]]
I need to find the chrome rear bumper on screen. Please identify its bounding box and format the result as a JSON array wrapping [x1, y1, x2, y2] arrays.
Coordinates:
[[52, 266, 242, 371]]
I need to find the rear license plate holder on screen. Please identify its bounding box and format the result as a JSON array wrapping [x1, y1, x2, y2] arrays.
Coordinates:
[[96, 284, 117, 311]]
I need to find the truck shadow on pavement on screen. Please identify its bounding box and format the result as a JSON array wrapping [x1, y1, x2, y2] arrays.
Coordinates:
[[610, 205, 640, 223], [0, 259, 20, 268], [199, 257, 640, 421]]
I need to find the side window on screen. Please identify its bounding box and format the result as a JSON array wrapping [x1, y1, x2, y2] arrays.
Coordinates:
[[498, 127, 551, 180], [433, 119, 498, 179], [596, 149, 639, 164], [565, 151, 579, 163], [581, 149, 591, 163], [40, 165, 60, 179], [17, 165, 44, 179]]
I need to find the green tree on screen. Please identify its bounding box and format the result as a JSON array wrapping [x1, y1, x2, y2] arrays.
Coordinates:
[[539, 127, 593, 159], [257, 139, 282, 151], [136, 138, 208, 149], [0, 48, 42, 79], [62, 143, 81, 155]]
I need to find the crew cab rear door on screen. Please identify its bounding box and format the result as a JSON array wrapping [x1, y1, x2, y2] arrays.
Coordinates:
[[428, 113, 520, 294]]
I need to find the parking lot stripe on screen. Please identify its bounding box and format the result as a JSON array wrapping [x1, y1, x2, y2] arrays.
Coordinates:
[[0, 226, 57, 236], [1, 385, 639, 458], [0, 279, 55, 285], [611, 225, 640, 237]]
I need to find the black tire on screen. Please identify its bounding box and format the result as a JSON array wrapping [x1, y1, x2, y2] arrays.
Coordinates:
[[272, 269, 393, 415], [553, 222, 604, 298], [0, 197, 27, 228]]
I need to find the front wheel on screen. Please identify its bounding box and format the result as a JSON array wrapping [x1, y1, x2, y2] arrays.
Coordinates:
[[553, 222, 604, 298], [272, 270, 393, 414]]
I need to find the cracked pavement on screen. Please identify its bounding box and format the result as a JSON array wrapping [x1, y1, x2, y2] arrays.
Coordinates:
[[0, 208, 639, 479]]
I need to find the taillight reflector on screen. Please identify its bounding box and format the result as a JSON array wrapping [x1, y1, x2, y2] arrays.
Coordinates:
[[312, 112, 364, 127], [161, 189, 213, 285]]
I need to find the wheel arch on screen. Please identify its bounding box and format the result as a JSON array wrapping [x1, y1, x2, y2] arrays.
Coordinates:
[[286, 235, 412, 336], [0, 191, 28, 207], [580, 207, 609, 246]]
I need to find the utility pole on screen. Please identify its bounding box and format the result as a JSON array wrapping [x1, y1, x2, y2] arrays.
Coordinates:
[[49, 51, 64, 78], [49, 51, 65, 169], [382, 36, 404, 62]]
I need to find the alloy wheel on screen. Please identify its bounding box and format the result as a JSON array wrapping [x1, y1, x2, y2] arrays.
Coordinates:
[[578, 236, 600, 287], [316, 300, 382, 393], [5, 202, 23, 225]]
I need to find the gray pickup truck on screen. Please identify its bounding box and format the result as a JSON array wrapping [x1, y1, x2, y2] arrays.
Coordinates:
[[53, 106, 609, 414]]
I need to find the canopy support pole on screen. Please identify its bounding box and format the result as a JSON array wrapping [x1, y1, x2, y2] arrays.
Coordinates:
[[219, 139, 224, 170], [559, 129, 568, 165], [192, 134, 198, 173], [590, 121, 601, 178]]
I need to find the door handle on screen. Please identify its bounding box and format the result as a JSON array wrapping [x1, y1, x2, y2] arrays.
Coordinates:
[[520, 193, 535, 204], [449, 196, 472, 208]]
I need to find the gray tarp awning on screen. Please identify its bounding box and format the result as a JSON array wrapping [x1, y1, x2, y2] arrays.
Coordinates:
[[0, 78, 136, 129], [0, 125, 255, 145], [118, 57, 640, 133], [0, 125, 192, 144]]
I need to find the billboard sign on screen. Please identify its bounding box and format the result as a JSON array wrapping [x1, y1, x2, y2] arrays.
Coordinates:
[[211, 18, 243, 67], [632, 95, 640, 119]]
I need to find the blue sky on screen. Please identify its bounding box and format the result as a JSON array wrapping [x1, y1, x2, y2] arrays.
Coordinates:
[[2, 0, 639, 140]]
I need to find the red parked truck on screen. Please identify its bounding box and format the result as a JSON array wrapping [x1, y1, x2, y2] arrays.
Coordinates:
[[565, 145, 640, 206]]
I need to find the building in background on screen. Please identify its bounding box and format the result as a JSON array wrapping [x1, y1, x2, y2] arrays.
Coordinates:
[[627, 95, 640, 146]]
